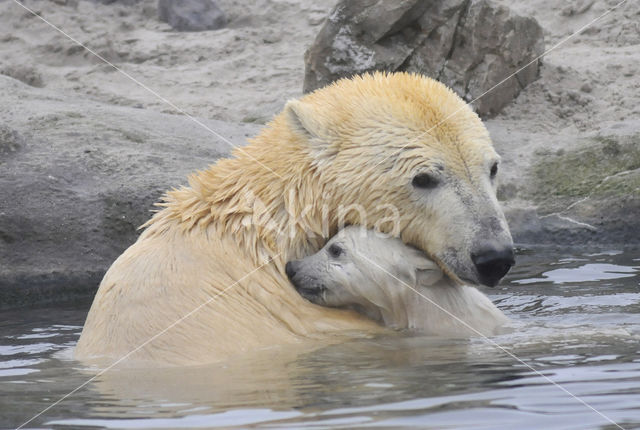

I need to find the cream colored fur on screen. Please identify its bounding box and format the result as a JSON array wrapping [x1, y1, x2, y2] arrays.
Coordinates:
[[75, 72, 510, 365], [287, 226, 509, 336]]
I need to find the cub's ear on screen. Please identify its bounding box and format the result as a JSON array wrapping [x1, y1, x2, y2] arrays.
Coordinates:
[[405, 248, 439, 272], [284, 99, 335, 153], [391, 261, 418, 288], [404, 249, 443, 286], [415, 267, 444, 286], [391, 260, 442, 288]]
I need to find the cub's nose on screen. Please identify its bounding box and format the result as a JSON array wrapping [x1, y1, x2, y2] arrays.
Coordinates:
[[471, 247, 515, 287], [285, 261, 297, 279]]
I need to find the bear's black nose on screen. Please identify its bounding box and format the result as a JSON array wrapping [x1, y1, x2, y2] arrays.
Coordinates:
[[471, 247, 515, 287], [285, 261, 296, 279]]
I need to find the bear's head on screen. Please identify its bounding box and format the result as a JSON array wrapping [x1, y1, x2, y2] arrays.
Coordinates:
[[283, 72, 514, 287]]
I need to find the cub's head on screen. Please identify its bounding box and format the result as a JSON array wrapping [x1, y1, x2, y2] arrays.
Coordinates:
[[285, 226, 443, 327], [283, 72, 514, 287]]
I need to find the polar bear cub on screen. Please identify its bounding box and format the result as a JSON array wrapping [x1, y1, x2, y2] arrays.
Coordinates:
[[286, 226, 509, 336]]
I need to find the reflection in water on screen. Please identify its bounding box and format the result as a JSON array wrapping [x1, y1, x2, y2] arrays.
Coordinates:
[[1, 248, 640, 429]]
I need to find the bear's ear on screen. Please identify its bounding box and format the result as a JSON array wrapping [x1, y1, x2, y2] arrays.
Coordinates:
[[284, 99, 333, 146]]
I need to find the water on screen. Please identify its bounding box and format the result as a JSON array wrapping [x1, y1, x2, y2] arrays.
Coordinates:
[[2, 248, 640, 430]]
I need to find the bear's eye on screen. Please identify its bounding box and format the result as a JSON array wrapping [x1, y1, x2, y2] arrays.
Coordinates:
[[412, 173, 439, 189], [328, 244, 343, 258], [490, 162, 498, 179]]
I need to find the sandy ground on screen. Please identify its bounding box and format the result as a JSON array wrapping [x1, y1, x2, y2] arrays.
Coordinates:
[[0, 0, 331, 123], [1, 0, 638, 151], [2, 0, 638, 174], [1, 0, 639, 233], [1, 0, 637, 124]]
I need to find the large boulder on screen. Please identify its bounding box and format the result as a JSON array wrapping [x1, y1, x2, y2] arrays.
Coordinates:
[[0, 75, 258, 308], [510, 132, 640, 245], [303, 0, 544, 118]]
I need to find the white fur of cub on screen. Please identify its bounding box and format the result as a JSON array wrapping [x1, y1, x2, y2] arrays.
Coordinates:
[[286, 227, 509, 336]]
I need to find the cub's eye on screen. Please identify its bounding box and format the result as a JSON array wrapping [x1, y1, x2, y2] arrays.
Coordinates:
[[412, 173, 439, 189], [490, 162, 498, 179], [328, 244, 343, 258]]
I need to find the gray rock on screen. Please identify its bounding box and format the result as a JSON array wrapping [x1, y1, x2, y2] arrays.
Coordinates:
[[0, 75, 258, 309], [158, 0, 226, 32], [503, 206, 543, 243], [504, 206, 602, 246], [303, 0, 544, 118], [497, 128, 640, 246]]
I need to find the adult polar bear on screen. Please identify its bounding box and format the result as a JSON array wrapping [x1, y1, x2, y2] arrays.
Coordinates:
[[75, 72, 514, 365]]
